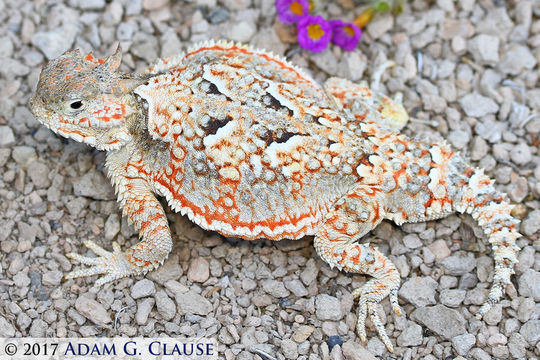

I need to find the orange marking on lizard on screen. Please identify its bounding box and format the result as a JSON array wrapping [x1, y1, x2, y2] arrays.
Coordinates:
[[57, 127, 86, 137], [372, 203, 380, 224], [395, 138, 408, 151], [186, 44, 308, 82], [479, 179, 491, 186], [78, 117, 91, 126], [354, 113, 367, 120]]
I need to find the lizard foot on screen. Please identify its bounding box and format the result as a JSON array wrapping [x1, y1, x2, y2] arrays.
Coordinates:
[[66, 240, 140, 287], [352, 279, 402, 353]]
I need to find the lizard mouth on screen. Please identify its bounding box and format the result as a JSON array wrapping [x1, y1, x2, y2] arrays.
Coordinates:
[[28, 93, 39, 115], [28, 93, 47, 125]]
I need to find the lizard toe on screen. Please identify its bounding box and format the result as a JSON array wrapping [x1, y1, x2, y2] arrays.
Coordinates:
[[355, 299, 394, 353], [65, 241, 139, 286], [355, 279, 398, 353]]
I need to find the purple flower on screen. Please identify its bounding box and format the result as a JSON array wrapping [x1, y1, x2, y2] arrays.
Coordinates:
[[275, 0, 309, 24], [297, 15, 332, 53], [330, 19, 362, 51]]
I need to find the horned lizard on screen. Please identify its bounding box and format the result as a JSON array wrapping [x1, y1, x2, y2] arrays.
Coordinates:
[[29, 41, 521, 352]]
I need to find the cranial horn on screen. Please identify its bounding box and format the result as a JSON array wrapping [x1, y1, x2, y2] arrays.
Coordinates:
[[67, 48, 83, 58], [102, 44, 122, 70]]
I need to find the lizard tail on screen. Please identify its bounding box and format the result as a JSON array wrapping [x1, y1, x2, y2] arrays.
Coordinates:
[[455, 167, 521, 318]]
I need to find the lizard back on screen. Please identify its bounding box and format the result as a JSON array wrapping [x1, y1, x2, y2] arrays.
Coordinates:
[[134, 42, 360, 240]]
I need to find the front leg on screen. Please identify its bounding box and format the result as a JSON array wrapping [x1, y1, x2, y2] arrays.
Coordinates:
[[66, 150, 172, 287]]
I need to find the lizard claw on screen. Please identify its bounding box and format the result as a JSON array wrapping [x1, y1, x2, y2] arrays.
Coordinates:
[[66, 240, 139, 287], [356, 299, 394, 353], [353, 281, 402, 353]]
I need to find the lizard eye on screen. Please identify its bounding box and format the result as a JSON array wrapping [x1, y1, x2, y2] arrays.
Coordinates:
[[70, 100, 83, 109]]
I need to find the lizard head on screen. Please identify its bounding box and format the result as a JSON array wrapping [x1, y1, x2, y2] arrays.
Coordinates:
[[29, 46, 145, 151]]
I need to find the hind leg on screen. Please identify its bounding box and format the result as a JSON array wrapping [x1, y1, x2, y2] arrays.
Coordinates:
[[314, 186, 401, 352]]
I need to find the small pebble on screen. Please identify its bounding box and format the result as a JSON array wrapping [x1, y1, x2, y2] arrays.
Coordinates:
[[518, 269, 540, 301], [327, 335, 343, 351], [74, 297, 111, 326], [175, 290, 212, 316], [521, 209, 540, 236], [187, 257, 210, 283], [281, 338, 298, 359], [399, 277, 438, 307], [451, 333, 476, 356], [131, 279, 156, 299], [155, 290, 176, 321], [261, 279, 290, 298], [520, 319, 540, 345], [397, 322, 423, 347], [467, 34, 499, 65], [459, 93, 498, 118], [411, 305, 466, 339], [0, 316, 15, 337], [292, 325, 315, 343], [315, 295, 343, 321], [135, 298, 155, 325], [31, 24, 79, 60], [510, 142, 532, 165], [0, 126, 15, 147]]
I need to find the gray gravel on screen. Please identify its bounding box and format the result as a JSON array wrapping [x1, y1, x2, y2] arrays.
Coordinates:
[[0, 0, 539, 359]]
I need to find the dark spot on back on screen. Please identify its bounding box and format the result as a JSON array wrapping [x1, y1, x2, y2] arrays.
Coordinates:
[[208, 83, 221, 95], [203, 115, 233, 136], [262, 132, 274, 146], [262, 130, 303, 146], [276, 131, 296, 143], [266, 94, 293, 116], [267, 94, 281, 110]]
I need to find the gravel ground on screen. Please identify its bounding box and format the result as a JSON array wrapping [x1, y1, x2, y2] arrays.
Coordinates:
[[0, 0, 539, 359]]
